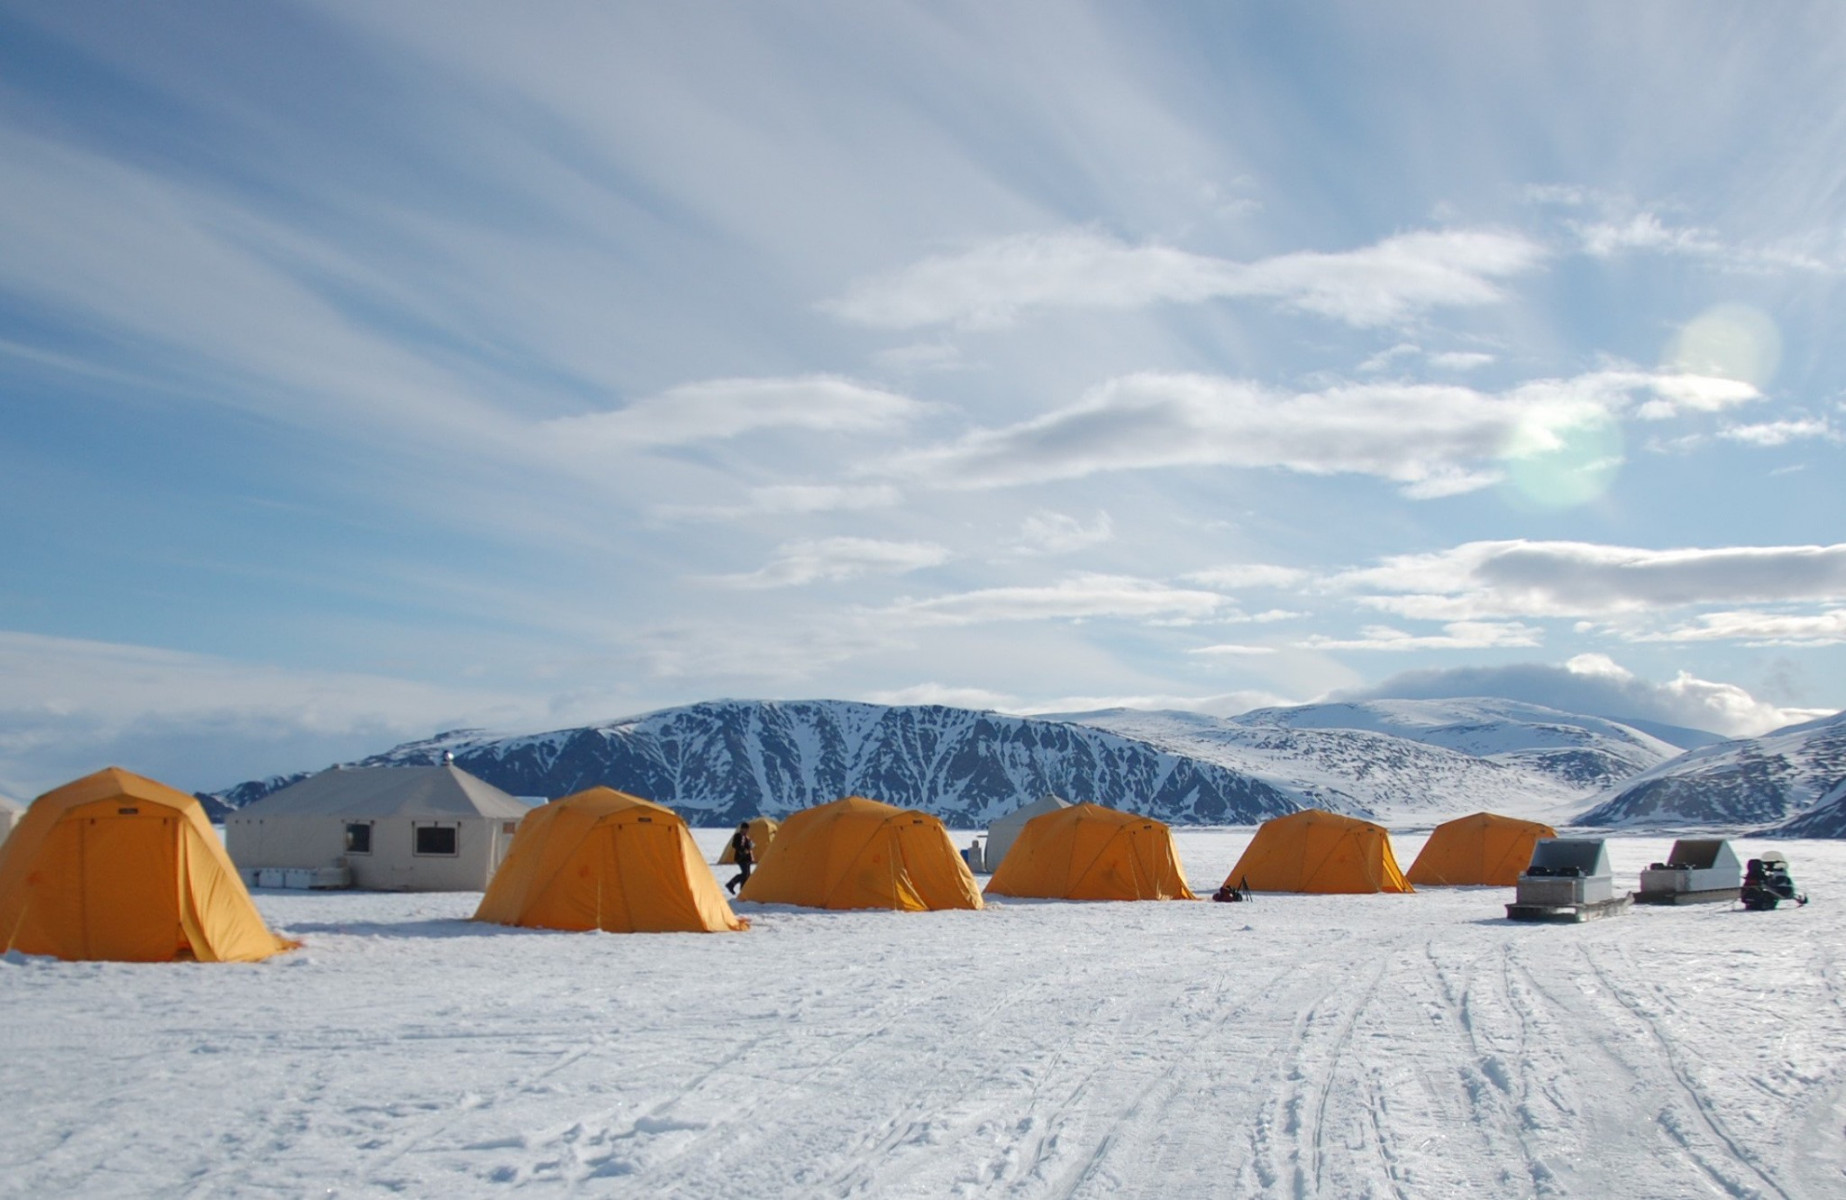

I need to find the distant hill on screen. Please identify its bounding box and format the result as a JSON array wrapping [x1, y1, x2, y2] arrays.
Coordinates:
[[1577, 710, 1846, 830], [207, 700, 1301, 828], [1058, 697, 1681, 825], [1765, 777, 1846, 838]]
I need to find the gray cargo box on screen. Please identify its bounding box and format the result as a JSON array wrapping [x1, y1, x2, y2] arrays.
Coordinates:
[[1516, 839, 1615, 906], [1638, 839, 1741, 904]]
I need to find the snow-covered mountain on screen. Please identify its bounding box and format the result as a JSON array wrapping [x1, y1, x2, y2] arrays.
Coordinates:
[[210, 701, 1300, 828], [1577, 710, 1846, 830], [1770, 776, 1846, 837], [1059, 698, 1684, 825]]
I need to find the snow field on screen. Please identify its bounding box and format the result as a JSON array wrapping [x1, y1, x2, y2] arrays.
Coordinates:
[[0, 831, 1842, 1198]]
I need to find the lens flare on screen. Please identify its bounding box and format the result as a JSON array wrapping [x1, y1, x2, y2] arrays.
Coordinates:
[[1663, 303, 1781, 387], [1500, 411, 1624, 510]]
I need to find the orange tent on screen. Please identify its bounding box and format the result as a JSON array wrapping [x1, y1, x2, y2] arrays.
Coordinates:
[[718, 815, 779, 865], [1222, 809, 1413, 895], [0, 767, 297, 962], [474, 788, 746, 933], [1406, 812, 1556, 886], [739, 796, 982, 911], [986, 803, 1196, 901]]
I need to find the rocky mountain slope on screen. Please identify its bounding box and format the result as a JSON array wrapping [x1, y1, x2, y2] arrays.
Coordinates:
[[211, 701, 1301, 828], [208, 696, 1699, 829], [1578, 710, 1846, 830]]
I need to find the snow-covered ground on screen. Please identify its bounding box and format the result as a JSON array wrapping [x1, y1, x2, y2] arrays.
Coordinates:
[[3, 829, 1843, 1198]]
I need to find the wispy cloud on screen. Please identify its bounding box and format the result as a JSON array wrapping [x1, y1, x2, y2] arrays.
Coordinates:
[[1538, 186, 1845, 274], [1182, 564, 1311, 590], [1013, 510, 1114, 555], [0, 631, 536, 794], [654, 484, 904, 522], [882, 369, 1756, 495], [1628, 609, 1846, 647], [710, 537, 951, 589], [1297, 621, 1544, 651], [1189, 643, 1279, 657], [1572, 212, 1722, 258], [1341, 540, 1846, 621], [1718, 418, 1839, 447], [541, 376, 928, 449], [860, 682, 1018, 710], [825, 226, 1546, 330], [886, 574, 1229, 625], [1427, 351, 1496, 371], [1343, 654, 1826, 738]]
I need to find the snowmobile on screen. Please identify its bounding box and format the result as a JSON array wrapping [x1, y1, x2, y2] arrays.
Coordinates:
[[1739, 856, 1808, 911]]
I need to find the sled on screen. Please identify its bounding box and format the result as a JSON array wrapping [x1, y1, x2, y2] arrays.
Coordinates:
[[1505, 893, 1633, 923]]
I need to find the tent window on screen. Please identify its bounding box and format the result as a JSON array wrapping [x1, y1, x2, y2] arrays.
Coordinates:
[[344, 823, 373, 854], [501, 822, 519, 836], [414, 825, 458, 856]]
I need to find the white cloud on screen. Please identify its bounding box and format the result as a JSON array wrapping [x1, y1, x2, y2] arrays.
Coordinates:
[[656, 484, 904, 521], [1021, 689, 1299, 718], [886, 573, 1229, 625], [1572, 212, 1721, 258], [1629, 609, 1846, 647], [1634, 372, 1764, 419], [1719, 418, 1838, 447], [541, 376, 927, 448], [883, 369, 1751, 494], [1296, 621, 1543, 651], [1182, 564, 1311, 590], [1189, 643, 1279, 657], [860, 683, 1019, 710], [1427, 351, 1496, 371], [710, 537, 951, 589], [1342, 656, 1828, 738], [0, 631, 536, 795], [1343, 539, 1846, 621], [825, 226, 1545, 330], [1014, 510, 1114, 555], [1358, 343, 1421, 373]]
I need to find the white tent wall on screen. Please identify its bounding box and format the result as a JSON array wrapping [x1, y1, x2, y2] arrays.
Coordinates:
[[0, 793, 22, 846], [982, 795, 1073, 875], [226, 812, 522, 891], [223, 764, 534, 892]]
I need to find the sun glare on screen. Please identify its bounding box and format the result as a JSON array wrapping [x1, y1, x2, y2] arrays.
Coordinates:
[[1500, 411, 1625, 510], [1664, 303, 1782, 388]]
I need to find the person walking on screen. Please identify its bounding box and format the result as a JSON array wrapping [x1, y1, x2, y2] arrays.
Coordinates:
[[726, 821, 755, 895]]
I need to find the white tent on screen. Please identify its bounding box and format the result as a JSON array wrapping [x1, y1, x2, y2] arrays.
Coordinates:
[[981, 794, 1073, 875], [0, 792, 23, 844], [225, 764, 533, 891]]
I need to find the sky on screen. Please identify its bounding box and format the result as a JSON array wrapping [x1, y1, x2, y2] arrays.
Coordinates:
[[2, 1, 1844, 795]]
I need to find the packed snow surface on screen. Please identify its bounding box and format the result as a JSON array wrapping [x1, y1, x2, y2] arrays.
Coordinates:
[[3, 830, 1844, 1198]]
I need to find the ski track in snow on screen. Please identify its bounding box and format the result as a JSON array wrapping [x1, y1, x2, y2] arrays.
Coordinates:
[[2, 832, 1845, 1198]]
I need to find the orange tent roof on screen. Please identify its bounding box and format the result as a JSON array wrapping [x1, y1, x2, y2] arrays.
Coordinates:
[[1222, 809, 1413, 895], [0, 767, 296, 962], [1405, 811, 1557, 886], [739, 796, 982, 912], [474, 787, 746, 933], [985, 803, 1196, 901]]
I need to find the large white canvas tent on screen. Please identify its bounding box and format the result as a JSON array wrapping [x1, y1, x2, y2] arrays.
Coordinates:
[[982, 794, 1073, 874], [225, 763, 532, 891]]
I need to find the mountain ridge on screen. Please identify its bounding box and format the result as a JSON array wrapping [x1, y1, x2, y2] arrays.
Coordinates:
[[201, 695, 1730, 831], [211, 700, 1303, 828], [1578, 709, 1846, 831]]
